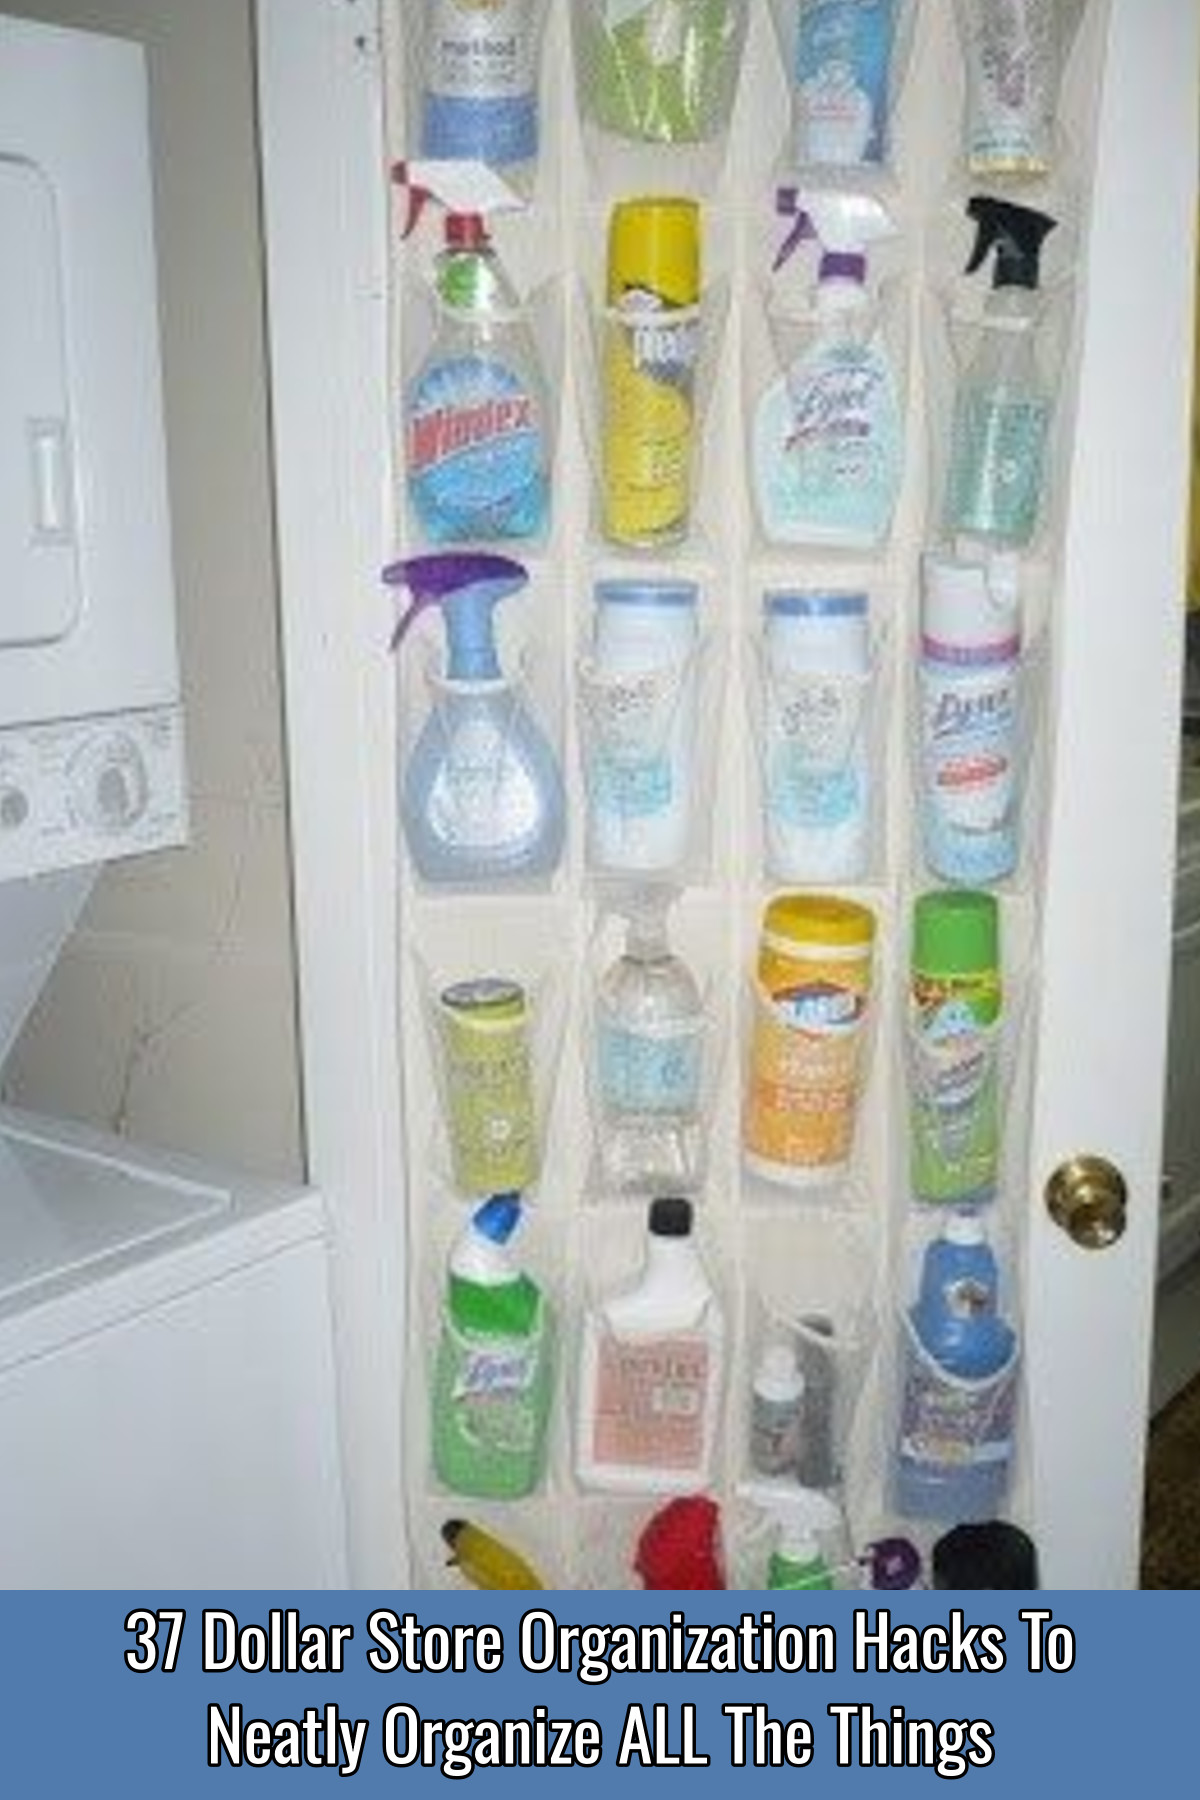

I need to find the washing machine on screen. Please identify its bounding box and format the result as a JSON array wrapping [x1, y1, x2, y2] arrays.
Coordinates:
[[0, 17, 348, 1585]]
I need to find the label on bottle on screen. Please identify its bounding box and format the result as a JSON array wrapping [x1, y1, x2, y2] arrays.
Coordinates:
[[910, 977, 1001, 1205], [965, 0, 1056, 174], [757, 339, 900, 547], [920, 657, 1019, 884], [597, 1012, 704, 1115], [421, 0, 540, 165], [744, 939, 872, 1177], [408, 355, 545, 543], [444, 1313, 545, 1457], [898, 1322, 1018, 1482], [766, 668, 868, 830], [795, 0, 895, 166], [591, 1329, 710, 1471], [602, 300, 699, 546], [946, 387, 1050, 544], [584, 659, 687, 822], [426, 705, 543, 858]]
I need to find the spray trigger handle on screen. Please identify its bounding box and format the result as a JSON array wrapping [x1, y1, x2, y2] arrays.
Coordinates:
[[383, 553, 528, 675], [773, 187, 817, 273]]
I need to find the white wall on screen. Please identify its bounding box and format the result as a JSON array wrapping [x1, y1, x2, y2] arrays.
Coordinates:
[[3, 0, 303, 1178]]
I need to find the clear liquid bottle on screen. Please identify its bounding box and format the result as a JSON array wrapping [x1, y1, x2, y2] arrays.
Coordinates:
[[595, 892, 706, 1195]]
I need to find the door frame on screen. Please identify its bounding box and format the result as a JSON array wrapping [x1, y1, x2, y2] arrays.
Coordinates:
[[256, 0, 1199, 1587]]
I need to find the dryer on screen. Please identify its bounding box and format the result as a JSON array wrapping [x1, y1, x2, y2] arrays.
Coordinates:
[[0, 16, 347, 1585], [0, 14, 185, 881]]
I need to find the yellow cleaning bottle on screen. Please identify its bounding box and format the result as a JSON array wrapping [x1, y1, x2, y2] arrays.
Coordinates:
[[602, 198, 701, 547], [441, 1519, 544, 1589]]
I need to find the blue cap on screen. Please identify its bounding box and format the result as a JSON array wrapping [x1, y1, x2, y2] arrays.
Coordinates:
[[472, 1193, 522, 1244], [765, 591, 869, 619], [595, 580, 699, 610]]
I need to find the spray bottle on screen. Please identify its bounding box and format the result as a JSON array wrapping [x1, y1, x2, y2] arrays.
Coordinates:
[[944, 196, 1058, 548], [395, 161, 550, 545], [418, 0, 544, 174], [739, 1481, 848, 1590], [754, 189, 902, 549], [386, 553, 566, 885]]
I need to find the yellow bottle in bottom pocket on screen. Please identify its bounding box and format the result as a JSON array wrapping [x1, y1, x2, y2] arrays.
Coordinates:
[[744, 894, 876, 1185]]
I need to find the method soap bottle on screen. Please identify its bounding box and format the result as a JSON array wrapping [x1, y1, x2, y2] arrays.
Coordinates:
[[944, 197, 1058, 548], [388, 553, 566, 885]]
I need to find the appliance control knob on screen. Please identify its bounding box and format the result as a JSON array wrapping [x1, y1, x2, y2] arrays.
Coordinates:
[[0, 785, 29, 830], [73, 734, 150, 834]]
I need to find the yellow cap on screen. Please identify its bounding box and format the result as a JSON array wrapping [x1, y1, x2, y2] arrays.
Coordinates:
[[607, 198, 701, 307], [763, 894, 876, 950]]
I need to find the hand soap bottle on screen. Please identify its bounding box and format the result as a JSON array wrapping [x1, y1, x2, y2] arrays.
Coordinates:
[[387, 552, 566, 885], [575, 1195, 723, 1494], [943, 196, 1058, 548], [395, 159, 550, 545], [432, 1193, 554, 1500], [754, 188, 902, 549]]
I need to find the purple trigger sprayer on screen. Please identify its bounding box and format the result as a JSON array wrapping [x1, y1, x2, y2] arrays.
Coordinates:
[[386, 552, 565, 885]]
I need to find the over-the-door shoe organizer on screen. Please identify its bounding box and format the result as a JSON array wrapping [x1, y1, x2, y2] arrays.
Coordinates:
[[385, 1, 1108, 1590]]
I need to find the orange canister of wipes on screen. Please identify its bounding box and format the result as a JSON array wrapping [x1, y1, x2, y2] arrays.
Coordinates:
[[744, 894, 876, 1185]]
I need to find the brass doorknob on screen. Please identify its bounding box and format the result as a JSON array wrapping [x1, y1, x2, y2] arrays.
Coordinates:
[[1044, 1155, 1128, 1249]]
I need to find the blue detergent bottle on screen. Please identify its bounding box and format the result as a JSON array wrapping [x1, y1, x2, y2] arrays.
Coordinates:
[[387, 553, 565, 886], [894, 1212, 1018, 1521]]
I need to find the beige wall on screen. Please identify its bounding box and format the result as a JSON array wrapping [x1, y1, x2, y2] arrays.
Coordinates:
[[3, 0, 303, 1178]]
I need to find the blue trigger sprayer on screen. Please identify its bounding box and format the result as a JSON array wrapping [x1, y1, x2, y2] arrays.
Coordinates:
[[386, 552, 565, 885]]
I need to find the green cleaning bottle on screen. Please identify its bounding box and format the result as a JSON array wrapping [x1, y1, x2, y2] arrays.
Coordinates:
[[910, 891, 1002, 1207], [432, 1194, 553, 1499]]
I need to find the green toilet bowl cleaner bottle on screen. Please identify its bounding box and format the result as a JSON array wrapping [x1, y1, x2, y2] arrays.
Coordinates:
[[432, 1193, 553, 1499], [910, 890, 1001, 1207]]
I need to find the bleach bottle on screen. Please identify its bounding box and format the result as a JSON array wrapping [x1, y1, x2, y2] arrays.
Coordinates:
[[894, 1213, 1018, 1520], [387, 553, 565, 885], [395, 161, 550, 545], [431, 1194, 554, 1500]]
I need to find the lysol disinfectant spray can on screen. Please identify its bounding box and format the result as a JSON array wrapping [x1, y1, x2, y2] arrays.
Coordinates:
[[919, 553, 1021, 885], [602, 198, 702, 548], [420, 0, 543, 172]]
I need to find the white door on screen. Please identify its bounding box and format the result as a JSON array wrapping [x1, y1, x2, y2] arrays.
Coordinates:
[[255, 0, 1199, 1589]]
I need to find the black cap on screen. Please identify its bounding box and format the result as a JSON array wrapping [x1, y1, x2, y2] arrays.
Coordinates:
[[965, 196, 1057, 292], [932, 1522, 1039, 1590], [648, 1197, 693, 1237]]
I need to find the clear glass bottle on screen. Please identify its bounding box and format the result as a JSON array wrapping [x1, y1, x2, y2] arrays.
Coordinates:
[[594, 892, 706, 1195]]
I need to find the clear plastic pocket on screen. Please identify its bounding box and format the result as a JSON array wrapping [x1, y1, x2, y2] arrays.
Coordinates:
[[571, 0, 751, 197]]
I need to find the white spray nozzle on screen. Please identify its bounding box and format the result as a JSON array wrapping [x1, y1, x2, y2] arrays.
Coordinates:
[[738, 1479, 845, 1549], [392, 158, 527, 238]]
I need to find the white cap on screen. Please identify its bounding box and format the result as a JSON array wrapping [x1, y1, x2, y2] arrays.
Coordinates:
[[943, 1211, 987, 1248], [754, 1342, 805, 1404], [922, 553, 1020, 653]]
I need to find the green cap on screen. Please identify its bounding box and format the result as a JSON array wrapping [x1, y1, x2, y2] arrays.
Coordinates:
[[912, 890, 999, 977]]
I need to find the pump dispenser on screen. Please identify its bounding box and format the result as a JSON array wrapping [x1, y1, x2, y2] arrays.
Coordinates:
[[739, 1481, 847, 1590], [387, 553, 566, 884], [754, 188, 902, 548], [394, 160, 550, 544], [944, 196, 1058, 547]]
